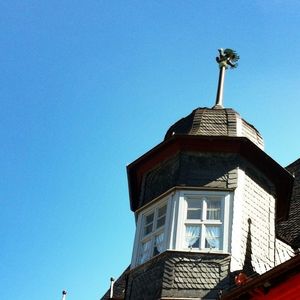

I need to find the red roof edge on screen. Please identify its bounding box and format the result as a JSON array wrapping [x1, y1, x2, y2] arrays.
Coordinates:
[[221, 254, 300, 300]]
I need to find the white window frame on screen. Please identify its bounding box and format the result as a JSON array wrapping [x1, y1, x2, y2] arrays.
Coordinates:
[[176, 190, 231, 253], [132, 198, 170, 267], [131, 190, 231, 269]]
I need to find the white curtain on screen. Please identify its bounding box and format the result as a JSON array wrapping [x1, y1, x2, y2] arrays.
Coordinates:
[[207, 201, 221, 220], [153, 232, 164, 255], [205, 226, 220, 249], [185, 226, 200, 248], [139, 240, 151, 263]]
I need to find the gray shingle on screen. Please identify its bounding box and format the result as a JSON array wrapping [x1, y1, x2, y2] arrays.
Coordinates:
[[100, 266, 129, 300], [277, 158, 300, 249], [171, 256, 224, 290], [102, 251, 231, 299], [164, 107, 264, 149]]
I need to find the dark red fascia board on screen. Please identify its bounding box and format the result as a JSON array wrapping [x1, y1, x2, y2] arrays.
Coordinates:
[[126, 135, 293, 221], [220, 254, 300, 300]]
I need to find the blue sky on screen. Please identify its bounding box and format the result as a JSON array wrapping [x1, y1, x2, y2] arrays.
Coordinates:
[[1, 1, 300, 300]]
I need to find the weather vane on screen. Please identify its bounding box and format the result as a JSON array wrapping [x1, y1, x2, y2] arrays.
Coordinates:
[[214, 48, 239, 108]]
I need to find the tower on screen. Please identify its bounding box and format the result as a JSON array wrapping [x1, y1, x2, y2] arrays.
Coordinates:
[[101, 50, 295, 300]]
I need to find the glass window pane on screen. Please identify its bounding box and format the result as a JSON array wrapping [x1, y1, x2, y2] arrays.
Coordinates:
[[145, 213, 154, 225], [158, 205, 167, 218], [187, 198, 202, 220], [156, 215, 166, 228], [187, 209, 202, 219], [187, 198, 202, 209], [144, 212, 154, 236], [144, 224, 153, 235], [205, 225, 221, 249], [153, 232, 164, 256], [156, 205, 167, 228], [206, 200, 221, 220], [185, 225, 201, 248]]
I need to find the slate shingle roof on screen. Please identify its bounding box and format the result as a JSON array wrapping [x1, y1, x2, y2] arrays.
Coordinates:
[[164, 107, 264, 149], [277, 158, 300, 249], [172, 258, 224, 289], [101, 266, 129, 300], [101, 251, 231, 300]]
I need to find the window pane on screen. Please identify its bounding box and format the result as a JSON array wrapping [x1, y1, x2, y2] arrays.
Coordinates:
[[145, 213, 154, 225], [144, 212, 154, 236], [205, 225, 221, 249], [156, 215, 166, 228], [158, 205, 167, 218], [185, 225, 201, 248], [144, 224, 153, 235], [187, 199, 202, 220], [153, 232, 164, 256], [156, 205, 167, 228], [139, 240, 151, 264], [187, 209, 202, 219], [206, 200, 221, 220]]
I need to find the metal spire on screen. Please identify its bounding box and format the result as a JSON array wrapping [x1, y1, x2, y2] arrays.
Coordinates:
[[214, 48, 239, 109]]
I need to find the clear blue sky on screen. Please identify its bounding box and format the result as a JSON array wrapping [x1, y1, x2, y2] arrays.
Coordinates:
[[1, 1, 300, 299]]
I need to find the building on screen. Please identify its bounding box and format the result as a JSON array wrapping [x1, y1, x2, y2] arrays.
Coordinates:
[[101, 50, 299, 300]]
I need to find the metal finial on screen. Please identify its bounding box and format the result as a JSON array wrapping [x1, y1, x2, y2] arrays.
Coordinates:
[[61, 290, 67, 300], [214, 48, 239, 108], [110, 277, 115, 299]]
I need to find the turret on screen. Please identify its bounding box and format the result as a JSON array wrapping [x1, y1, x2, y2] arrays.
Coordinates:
[[101, 49, 294, 300]]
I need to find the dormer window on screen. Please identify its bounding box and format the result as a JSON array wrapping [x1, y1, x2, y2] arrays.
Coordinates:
[[138, 203, 167, 264], [131, 190, 231, 268]]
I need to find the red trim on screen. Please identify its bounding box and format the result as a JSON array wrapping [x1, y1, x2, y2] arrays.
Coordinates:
[[221, 254, 300, 300], [251, 273, 300, 299]]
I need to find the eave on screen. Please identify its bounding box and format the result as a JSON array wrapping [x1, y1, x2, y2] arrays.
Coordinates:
[[127, 135, 293, 221]]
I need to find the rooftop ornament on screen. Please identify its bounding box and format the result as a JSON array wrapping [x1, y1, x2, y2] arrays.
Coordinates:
[[61, 290, 67, 300], [214, 48, 239, 109]]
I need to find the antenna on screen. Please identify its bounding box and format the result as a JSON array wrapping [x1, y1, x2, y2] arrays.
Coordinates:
[[214, 48, 239, 109]]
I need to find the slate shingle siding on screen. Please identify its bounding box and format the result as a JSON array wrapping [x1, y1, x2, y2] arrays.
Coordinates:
[[241, 119, 264, 149], [230, 167, 293, 276], [127, 263, 164, 300], [123, 251, 231, 300], [161, 254, 230, 299], [196, 109, 228, 136], [140, 153, 276, 211], [242, 173, 276, 271], [140, 152, 239, 208], [277, 158, 300, 249], [164, 107, 264, 150]]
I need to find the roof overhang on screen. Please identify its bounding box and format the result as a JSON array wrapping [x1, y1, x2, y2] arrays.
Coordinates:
[[127, 135, 293, 221]]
